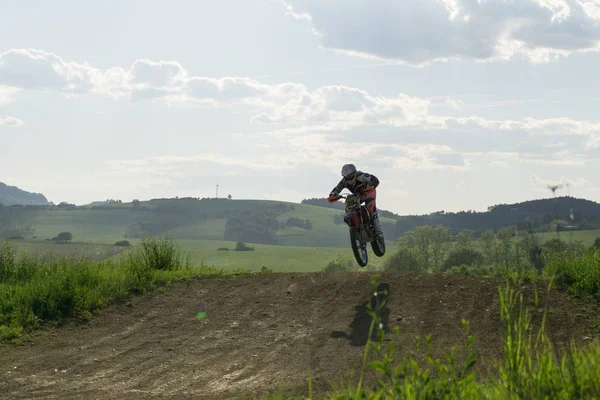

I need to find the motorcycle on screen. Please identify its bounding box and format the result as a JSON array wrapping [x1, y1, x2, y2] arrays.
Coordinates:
[[330, 190, 386, 267]]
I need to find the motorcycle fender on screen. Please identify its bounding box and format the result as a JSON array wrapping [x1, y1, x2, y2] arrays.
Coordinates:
[[360, 206, 371, 222], [344, 210, 360, 227]]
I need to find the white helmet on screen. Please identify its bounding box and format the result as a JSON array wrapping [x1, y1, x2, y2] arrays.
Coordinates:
[[341, 164, 357, 179]]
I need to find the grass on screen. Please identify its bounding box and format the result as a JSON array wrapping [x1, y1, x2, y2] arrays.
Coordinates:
[[0, 237, 250, 342], [536, 229, 600, 247], [30, 209, 141, 243], [161, 240, 393, 272], [164, 218, 228, 240], [5, 237, 395, 273], [8, 239, 127, 261]]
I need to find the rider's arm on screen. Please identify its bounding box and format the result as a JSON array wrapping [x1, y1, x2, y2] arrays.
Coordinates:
[[330, 178, 346, 196], [357, 172, 379, 188]]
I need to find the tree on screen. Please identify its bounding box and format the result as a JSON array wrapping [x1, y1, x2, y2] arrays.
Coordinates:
[[456, 229, 474, 249], [132, 199, 141, 208], [478, 231, 496, 265], [430, 226, 452, 271], [56, 232, 73, 243]]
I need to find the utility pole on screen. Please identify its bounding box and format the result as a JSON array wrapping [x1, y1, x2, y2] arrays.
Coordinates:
[[216, 184, 219, 199]]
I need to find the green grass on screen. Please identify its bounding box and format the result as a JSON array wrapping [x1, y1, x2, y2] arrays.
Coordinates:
[[0, 238, 250, 342], [536, 229, 600, 247], [165, 218, 227, 240], [159, 240, 393, 272], [8, 240, 127, 261], [30, 209, 142, 243]]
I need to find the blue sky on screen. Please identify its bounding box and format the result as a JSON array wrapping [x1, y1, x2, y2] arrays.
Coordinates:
[[1, 0, 600, 214]]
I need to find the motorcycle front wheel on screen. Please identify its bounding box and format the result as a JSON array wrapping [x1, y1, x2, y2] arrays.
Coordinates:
[[350, 227, 368, 267]]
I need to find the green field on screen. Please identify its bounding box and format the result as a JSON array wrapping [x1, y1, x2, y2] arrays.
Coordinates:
[[8, 240, 128, 261], [535, 229, 600, 246], [7, 198, 599, 274], [11, 198, 399, 251], [105, 238, 392, 272]]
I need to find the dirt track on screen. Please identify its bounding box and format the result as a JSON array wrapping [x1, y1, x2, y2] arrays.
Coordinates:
[[1, 272, 599, 399]]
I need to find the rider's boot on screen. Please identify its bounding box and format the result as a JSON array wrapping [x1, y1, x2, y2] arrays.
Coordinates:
[[372, 211, 383, 237]]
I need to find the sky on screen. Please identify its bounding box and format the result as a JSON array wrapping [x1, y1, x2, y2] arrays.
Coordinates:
[[1, 0, 600, 215]]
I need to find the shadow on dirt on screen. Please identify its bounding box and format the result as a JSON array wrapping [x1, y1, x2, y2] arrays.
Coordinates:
[[330, 282, 391, 346]]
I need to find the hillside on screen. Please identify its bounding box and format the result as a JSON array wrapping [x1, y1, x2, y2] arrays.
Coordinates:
[[3, 195, 600, 249], [0, 182, 50, 206], [1, 198, 396, 248], [304, 196, 600, 237], [1, 272, 598, 399]]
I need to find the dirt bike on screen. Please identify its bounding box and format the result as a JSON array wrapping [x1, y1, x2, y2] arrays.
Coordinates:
[[331, 190, 386, 267]]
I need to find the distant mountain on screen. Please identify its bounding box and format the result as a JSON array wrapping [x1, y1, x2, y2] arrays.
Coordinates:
[[0, 182, 51, 206]]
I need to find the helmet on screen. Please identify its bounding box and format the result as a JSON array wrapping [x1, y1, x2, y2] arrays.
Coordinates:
[[341, 164, 357, 179]]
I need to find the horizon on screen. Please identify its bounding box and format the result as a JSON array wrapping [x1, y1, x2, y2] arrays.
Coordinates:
[[2, 179, 593, 217], [2, 1, 600, 215]]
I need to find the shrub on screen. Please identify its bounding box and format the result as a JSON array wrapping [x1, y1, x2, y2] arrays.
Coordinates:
[[383, 246, 421, 273], [114, 240, 131, 247], [442, 247, 485, 271], [322, 256, 356, 272], [235, 241, 255, 251]]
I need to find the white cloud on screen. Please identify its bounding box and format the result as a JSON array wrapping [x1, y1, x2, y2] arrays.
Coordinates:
[[446, 99, 465, 110], [0, 116, 23, 127], [490, 160, 509, 168], [0, 86, 20, 105], [3, 48, 600, 167], [280, 0, 600, 65]]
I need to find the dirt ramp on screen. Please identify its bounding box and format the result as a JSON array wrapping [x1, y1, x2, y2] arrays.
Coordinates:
[[1, 272, 599, 399]]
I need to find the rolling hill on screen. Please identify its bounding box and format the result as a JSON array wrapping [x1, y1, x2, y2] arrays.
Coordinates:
[[2, 195, 600, 249], [0, 182, 51, 206]]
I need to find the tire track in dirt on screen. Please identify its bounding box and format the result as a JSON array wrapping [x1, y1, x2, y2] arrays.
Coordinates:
[[1, 272, 599, 399]]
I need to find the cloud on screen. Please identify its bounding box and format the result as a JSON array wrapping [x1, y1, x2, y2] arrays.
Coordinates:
[[280, 0, 600, 65], [490, 160, 509, 168], [0, 49, 130, 98], [0, 116, 23, 127], [0, 86, 20, 105], [3, 48, 600, 167]]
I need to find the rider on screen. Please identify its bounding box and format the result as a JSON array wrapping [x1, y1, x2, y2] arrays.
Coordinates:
[[327, 164, 383, 237]]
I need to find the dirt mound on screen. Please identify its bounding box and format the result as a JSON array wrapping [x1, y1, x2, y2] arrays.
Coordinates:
[[1, 272, 599, 399]]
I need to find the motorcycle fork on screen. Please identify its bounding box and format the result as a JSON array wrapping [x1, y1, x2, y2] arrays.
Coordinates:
[[357, 206, 367, 246]]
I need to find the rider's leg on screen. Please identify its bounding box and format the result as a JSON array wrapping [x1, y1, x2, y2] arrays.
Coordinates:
[[362, 190, 383, 236]]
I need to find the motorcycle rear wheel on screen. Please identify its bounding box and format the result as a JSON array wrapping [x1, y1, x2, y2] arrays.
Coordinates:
[[371, 233, 386, 257]]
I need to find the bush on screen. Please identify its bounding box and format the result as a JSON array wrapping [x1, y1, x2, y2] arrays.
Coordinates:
[[443, 247, 485, 271], [383, 246, 421, 273], [217, 247, 230, 251], [545, 249, 600, 301], [235, 241, 255, 251], [322, 256, 357, 272], [114, 240, 131, 247], [56, 232, 73, 243]]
